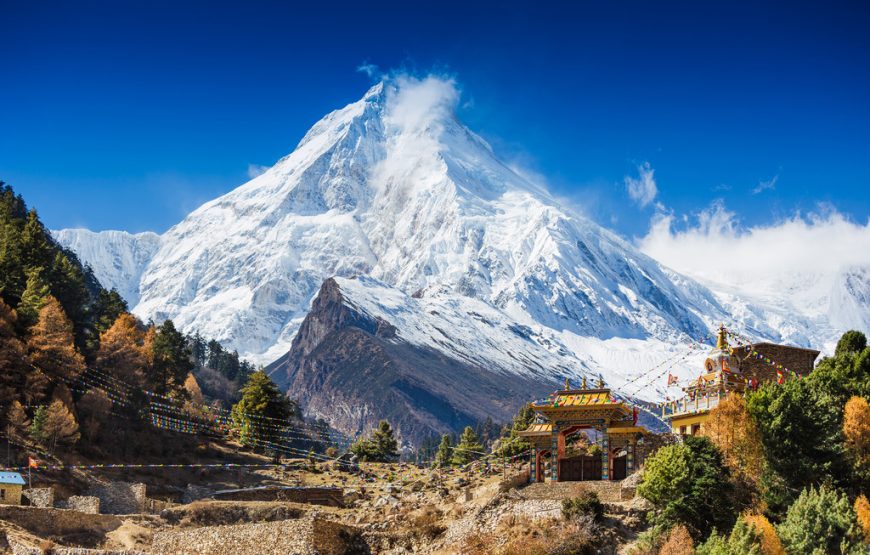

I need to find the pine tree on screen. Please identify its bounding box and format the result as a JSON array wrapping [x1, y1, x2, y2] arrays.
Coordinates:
[[89, 289, 128, 350], [496, 403, 535, 457], [434, 434, 453, 468], [372, 420, 399, 461], [96, 313, 147, 387], [777, 484, 864, 554], [452, 426, 483, 466], [0, 299, 27, 406], [27, 296, 86, 384], [351, 420, 400, 462], [42, 399, 80, 452], [29, 405, 47, 443], [231, 370, 293, 449], [148, 319, 194, 397], [17, 266, 50, 330]]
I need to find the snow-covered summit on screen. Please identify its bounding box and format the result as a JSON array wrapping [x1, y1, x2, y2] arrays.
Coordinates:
[[55, 77, 853, 401], [95, 76, 726, 365]]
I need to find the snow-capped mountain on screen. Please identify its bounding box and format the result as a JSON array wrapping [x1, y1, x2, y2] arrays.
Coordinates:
[[54, 77, 858, 405], [52, 229, 161, 305]]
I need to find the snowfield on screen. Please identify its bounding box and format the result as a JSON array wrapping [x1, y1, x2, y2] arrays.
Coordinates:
[[54, 77, 866, 401]]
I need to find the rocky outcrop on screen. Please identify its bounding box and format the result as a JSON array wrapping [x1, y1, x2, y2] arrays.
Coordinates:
[[267, 279, 556, 446]]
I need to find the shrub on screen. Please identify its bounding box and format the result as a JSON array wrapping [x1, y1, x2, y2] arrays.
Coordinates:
[[659, 524, 694, 555], [637, 435, 736, 539], [562, 491, 604, 523], [777, 483, 864, 554]]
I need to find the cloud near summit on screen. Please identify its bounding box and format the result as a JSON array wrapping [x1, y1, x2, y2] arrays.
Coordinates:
[[638, 201, 870, 289]]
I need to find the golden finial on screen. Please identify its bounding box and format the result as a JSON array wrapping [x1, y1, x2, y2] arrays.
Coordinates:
[[716, 324, 728, 351], [565, 377, 570, 391], [581, 376, 587, 390]]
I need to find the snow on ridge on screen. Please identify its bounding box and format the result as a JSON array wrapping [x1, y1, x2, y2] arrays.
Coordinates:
[[52, 228, 162, 306], [53, 77, 858, 396]]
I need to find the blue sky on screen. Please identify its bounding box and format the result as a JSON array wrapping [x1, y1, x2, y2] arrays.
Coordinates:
[[2, 0, 869, 238]]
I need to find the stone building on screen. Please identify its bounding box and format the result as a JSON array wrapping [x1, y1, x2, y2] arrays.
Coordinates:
[[518, 378, 650, 483], [0, 472, 25, 505], [663, 325, 820, 435]]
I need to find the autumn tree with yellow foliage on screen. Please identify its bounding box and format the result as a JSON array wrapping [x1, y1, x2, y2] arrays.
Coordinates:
[[27, 296, 86, 385], [844, 396, 870, 484], [703, 392, 764, 502], [96, 312, 148, 387]]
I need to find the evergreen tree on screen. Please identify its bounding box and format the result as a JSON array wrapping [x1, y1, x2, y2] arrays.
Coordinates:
[[777, 484, 864, 555], [149, 319, 194, 397], [96, 313, 147, 387], [351, 420, 400, 462], [29, 405, 47, 443], [42, 399, 80, 452], [89, 288, 128, 349], [433, 434, 453, 468], [638, 436, 738, 540], [0, 299, 27, 407], [836, 330, 867, 358], [496, 402, 535, 457], [371, 420, 399, 461], [27, 296, 86, 385], [231, 370, 294, 449], [17, 266, 50, 330], [452, 426, 483, 466]]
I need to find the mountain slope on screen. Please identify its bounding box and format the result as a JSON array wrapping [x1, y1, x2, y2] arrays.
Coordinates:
[[267, 276, 574, 442], [52, 229, 161, 306], [78, 78, 732, 366]]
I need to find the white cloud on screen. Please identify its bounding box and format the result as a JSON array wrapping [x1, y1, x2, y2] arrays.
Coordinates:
[[752, 174, 778, 195], [383, 74, 459, 134], [624, 162, 658, 208], [247, 164, 269, 179], [357, 62, 381, 78], [638, 201, 870, 291]]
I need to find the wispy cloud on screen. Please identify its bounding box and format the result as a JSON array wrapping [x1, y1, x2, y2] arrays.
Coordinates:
[[752, 174, 778, 195], [624, 162, 658, 208], [357, 62, 381, 79], [247, 164, 269, 179]]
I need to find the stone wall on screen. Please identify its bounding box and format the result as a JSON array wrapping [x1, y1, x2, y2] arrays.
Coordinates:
[[733, 343, 819, 382], [87, 482, 146, 514], [61, 496, 101, 514], [151, 516, 366, 555], [211, 486, 344, 507], [22, 488, 54, 508], [0, 506, 121, 539], [9, 538, 144, 555]]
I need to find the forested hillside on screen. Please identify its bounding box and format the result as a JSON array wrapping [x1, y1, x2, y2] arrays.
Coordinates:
[[0, 182, 331, 466]]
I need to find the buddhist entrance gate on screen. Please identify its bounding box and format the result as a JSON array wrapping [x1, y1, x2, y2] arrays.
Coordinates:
[[520, 378, 649, 483]]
